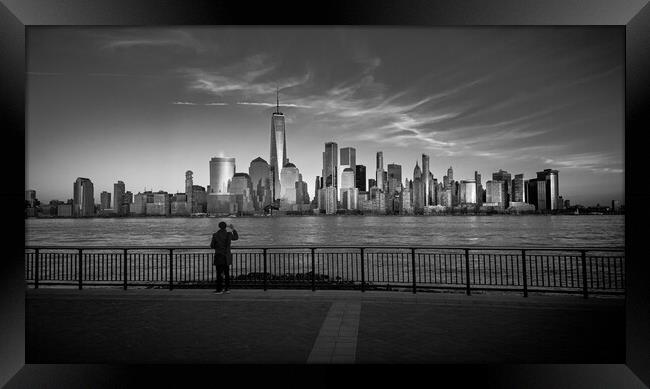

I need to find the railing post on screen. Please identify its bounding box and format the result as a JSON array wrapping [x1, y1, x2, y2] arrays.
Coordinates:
[[34, 249, 39, 289], [169, 248, 174, 291], [123, 249, 128, 290], [465, 249, 471, 296], [522, 249, 528, 297], [411, 248, 417, 294], [78, 248, 83, 290], [311, 248, 316, 292], [581, 250, 588, 299], [263, 248, 268, 291], [360, 248, 365, 292]]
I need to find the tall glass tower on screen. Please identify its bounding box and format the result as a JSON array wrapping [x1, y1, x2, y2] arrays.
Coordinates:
[[421, 154, 430, 206], [269, 90, 287, 200]]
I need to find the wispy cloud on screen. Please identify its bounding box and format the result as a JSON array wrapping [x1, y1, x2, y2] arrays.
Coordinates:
[[236, 102, 311, 108], [544, 152, 623, 174], [172, 101, 228, 106], [100, 30, 212, 53]]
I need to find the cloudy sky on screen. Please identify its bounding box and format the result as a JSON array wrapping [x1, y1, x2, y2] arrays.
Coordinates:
[[26, 27, 623, 206]]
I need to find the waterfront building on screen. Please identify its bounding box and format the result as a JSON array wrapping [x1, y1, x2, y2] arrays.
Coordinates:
[[322, 142, 338, 189], [113, 181, 125, 215], [73, 177, 95, 217], [57, 204, 73, 217], [296, 178, 310, 206], [492, 169, 512, 208], [460, 179, 477, 204], [376, 151, 385, 192], [369, 187, 386, 214], [401, 179, 413, 214], [318, 186, 337, 214], [387, 163, 402, 195], [486, 180, 505, 208], [185, 171, 194, 214], [339, 167, 356, 201], [192, 185, 207, 213], [341, 187, 359, 210], [558, 196, 564, 210], [280, 163, 300, 208], [209, 157, 236, 194], [422, 154, 430, 206], [440, 188, 453, 208], [131, 192, 149, 215], [536, 169, 560, 211], [270, 92, 288, 199], [249, 157, 272, 211], [452, 181, 460, 206], [145, 191, 170, 216], [207, 193, 237, 215], [229, 172, 255, 213], [355, 165, 366, 192], [513, 174, 526, 203], [100, 191, 111, 210], [122, 191, 133, 215], [25, 190, 36, 207], [412, 162, 424, 211], [338, 147, 356, 197], [340, 168, 355, 189], [475, 171, 483, 206], [564, 199, 571, 209], [536, 176, 547, 211], [526, 179, 537, 208], [171, 198, 190, 216]]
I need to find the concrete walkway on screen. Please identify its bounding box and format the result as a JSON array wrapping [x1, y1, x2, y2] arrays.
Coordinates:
[[26, 288, 624, 364]]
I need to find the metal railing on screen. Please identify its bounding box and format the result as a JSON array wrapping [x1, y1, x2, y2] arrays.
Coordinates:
[[24, 245, 625, 298]]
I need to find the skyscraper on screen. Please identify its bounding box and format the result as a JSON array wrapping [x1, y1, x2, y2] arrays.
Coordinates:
[[536, 169, 560, 211], [339, 147, 356, 195], [280, 162, 300, 206], [447, 166, 454, 182], [100, 191, 111, 210], [249, 157, 272, 210], [486, 180, 505, 207], [185, 171, 193, 214], [413, 162, 424, 211], [513, 174, 526, 203], [376, 151, 384, 191], [387, 163, 402, 195], [209, 157, 236, 194], [322, 142, 338, 189], [460, 180, 477, 204], [73, 177, 95, 217], [113, 180, 125, 215], [269, 91, 287, 198], [492, 169, 512, 207], [355, 165, 366, 192], [421, 154, 430, 206], [475, 171, 482, 206]]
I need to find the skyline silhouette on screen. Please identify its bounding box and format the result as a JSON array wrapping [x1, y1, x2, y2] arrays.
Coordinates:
[[26, 27, 624, 205]]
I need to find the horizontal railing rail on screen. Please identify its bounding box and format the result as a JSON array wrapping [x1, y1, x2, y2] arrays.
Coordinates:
[[24, 245, 625, 298]]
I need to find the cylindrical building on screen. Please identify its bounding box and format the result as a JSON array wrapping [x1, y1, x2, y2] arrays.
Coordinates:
[[210, 157, 236, 194]]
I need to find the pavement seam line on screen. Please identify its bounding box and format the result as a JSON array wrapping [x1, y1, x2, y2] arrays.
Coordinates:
[[307, 302, 361, 364]]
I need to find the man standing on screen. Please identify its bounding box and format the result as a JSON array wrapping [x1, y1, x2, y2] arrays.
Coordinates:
[[211, 221, 239, 294]]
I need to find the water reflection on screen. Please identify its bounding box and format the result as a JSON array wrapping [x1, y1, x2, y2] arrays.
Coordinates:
[[25, 215, 624, 248]]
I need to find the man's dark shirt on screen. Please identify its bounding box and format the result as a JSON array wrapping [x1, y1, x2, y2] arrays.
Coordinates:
[[211, 228, 239, 266]]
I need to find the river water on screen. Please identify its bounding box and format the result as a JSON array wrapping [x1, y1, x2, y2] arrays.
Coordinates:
[[25, 215, 624, 248]]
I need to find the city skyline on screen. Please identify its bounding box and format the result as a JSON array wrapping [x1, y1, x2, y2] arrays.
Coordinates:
[[26, 27, 624, 205]]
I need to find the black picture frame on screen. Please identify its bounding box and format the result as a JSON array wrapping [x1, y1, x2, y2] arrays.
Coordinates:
[[2, 0, 649, 387]]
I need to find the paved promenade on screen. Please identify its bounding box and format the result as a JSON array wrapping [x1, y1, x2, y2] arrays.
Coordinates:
[[26, 288, 624, 364]]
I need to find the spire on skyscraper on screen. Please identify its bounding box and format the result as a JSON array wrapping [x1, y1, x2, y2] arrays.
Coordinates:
[[276, 86, 280, 114]]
